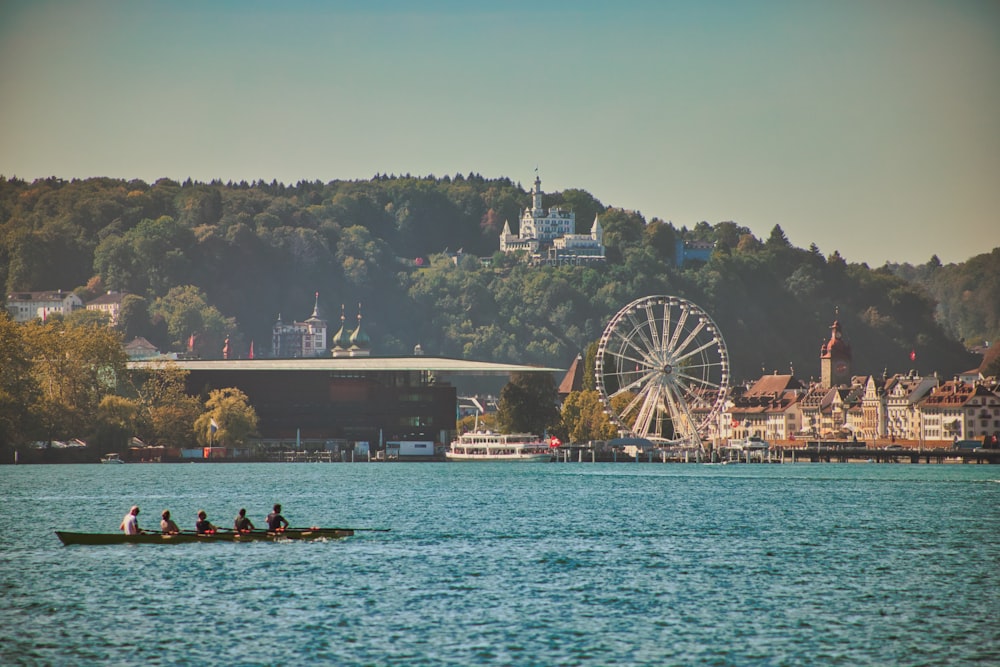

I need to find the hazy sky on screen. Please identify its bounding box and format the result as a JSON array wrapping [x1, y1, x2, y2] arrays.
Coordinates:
[[2, 0, 997, 266]]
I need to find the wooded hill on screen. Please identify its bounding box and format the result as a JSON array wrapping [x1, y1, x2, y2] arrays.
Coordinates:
[[1, 174, 993, 383]]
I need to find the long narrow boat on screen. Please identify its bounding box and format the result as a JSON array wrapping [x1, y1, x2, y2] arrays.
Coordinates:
[[56, 527, 354, 545]]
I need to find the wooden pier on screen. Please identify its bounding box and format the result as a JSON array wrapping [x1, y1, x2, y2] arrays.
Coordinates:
[[549, 442, 1000, 464]]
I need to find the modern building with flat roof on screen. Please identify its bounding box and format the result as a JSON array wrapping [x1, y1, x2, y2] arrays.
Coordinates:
[[129, 357, 562, 448]]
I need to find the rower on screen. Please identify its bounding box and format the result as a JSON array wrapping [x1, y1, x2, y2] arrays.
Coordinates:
[[266, 503, 288, 532], [160, 509, 181, 534], [234, 508, 255, 532], [120, 505, 141, 534], [195, 510, 217, 535]]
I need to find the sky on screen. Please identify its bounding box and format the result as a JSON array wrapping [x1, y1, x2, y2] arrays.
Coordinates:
[[1, 0, 998, 267]]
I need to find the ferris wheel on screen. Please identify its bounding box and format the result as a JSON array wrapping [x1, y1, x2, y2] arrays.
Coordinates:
[[595, 295, 730, 446]]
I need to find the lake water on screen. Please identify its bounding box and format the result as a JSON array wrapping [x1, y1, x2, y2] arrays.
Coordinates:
[[2, 462, 998, 666]]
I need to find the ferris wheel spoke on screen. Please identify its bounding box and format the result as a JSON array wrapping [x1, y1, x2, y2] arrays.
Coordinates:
[[665, 305, 690, 355], [623, 310, 659, 359], [673, 370, 722, 393], [672, 336, 719, 366], [641, 303, 663, 355], [609, 328, 658, 367], [662, 381, 700, 442], [671, 320, 709, 360], [660, 302, 673, 353], [632, 383, 662, 437], [618, 388, 649, 425], [609, 368, 658, 399], [608, 345, 655, 372]]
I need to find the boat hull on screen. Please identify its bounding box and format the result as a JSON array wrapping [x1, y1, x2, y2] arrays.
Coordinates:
[[56, 528, 353, 545], [444, 452, 552, 462]]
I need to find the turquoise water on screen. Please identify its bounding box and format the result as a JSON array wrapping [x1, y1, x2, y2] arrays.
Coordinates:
[[2, 462, 998, 666]]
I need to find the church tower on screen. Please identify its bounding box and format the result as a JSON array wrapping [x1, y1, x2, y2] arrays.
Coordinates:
[[820, 312, 852, 388]]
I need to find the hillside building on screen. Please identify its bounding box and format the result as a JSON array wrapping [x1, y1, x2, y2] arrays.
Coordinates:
[[86, 291, 126, 325], [5, 290, 83, 322], [499, 174, 605, 265], [272, 292, 328, 358]]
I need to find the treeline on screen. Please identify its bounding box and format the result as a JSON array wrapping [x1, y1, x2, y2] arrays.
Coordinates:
[[0, 174, 990, 382]]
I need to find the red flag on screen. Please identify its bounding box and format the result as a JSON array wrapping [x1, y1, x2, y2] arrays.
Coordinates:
[[188, 333, 196, 352], [223, 336, 231, 360], [549, 436, 561, 448], [909, 349, 916, 362], [248, 340, 254, 359]]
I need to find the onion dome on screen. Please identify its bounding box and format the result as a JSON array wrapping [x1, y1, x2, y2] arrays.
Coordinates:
[[332, 304, 351, 352], [349, 303, 371, 352]]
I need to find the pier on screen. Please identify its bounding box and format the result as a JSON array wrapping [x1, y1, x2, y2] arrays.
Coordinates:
[[548, 441, 1000, 464]]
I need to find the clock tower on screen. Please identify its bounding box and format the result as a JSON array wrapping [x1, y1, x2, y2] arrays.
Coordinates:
[[820, 314, 852, 388]]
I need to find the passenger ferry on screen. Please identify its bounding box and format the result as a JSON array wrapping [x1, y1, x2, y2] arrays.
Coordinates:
[[446, 431, 553, 462]]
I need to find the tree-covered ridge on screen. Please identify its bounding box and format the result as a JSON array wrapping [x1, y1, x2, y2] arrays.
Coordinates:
[[0, 174, 989, 381]]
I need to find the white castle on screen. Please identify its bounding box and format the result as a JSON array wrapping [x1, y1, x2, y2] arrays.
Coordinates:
[[499, 174, 605, 265]]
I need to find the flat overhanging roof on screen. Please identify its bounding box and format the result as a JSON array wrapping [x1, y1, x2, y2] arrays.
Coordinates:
[[128, 356, 564, 376]]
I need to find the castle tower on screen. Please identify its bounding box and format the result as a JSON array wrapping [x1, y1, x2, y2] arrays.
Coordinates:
[[820, 311, 852, 388]]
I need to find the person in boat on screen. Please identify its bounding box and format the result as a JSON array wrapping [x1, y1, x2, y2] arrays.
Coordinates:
[[195, 510, 217, 535], [160, 509, 181, 534], [266, 503, 288, 532], [120, 505, 141, 534], [234, 508, 255, 532]]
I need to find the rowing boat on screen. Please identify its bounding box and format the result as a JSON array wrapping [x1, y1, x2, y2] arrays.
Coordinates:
[[56, 528, 354, 545]]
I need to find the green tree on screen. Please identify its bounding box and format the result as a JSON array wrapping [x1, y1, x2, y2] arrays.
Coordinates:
[[559, 390, 617, 443], [152, 285, 236, 354], [0, 314, 39, 450], [194, 388, 259, 447], [93, 395, 139, 455], [495, 372, 559, 436], [131, 363, 200, 448], [23, 319, 127, 442]]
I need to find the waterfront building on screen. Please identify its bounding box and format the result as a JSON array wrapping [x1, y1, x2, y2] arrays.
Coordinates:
[[271, 292, 327, 358], [499, 174, 605, 265], [919, 379, 1000, 443], [5, 290, 83, 322], [128, 357, 560, 453], [725, 374, 803, 442], [884, 372, 938, 441]]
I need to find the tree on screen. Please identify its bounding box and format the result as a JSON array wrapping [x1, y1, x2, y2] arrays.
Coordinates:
[[93, 395, 139, 455], [194, 388, 258, 447], [130, 363, 200, 448], [152, 285, 236, 353], [495, 372, 560, 435], [22, 319, 127, 443], [118, 294, 153, 341], [0, 313, 39, 450], [559, 390, 617, 443]]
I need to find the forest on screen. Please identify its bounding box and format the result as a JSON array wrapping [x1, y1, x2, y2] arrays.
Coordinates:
[[1, 173, 995, 387]]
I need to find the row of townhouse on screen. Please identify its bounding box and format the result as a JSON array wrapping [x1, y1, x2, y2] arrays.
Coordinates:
[[5, 290, 126, 324], [716, 371, 1000, 446]]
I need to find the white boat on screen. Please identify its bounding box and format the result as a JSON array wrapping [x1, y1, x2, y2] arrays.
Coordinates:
[[100, 453, 125, 464], [446, 431, 553, 462]]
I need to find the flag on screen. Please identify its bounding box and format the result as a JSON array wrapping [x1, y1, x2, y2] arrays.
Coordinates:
[[549, 436, 561, 448], [248, 340, 254, 359], [223, 336, 230, 359], [188, 333, 196, 352], [210, 418, 219, 434], [910, 349, 916, 362]]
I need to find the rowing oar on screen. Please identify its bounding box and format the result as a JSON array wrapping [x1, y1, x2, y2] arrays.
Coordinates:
[[288, 526, 391, 532]]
